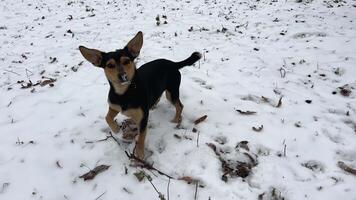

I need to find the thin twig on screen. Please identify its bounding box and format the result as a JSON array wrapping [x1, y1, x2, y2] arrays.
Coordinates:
[[196, 132, 200, 147], [167, 178, 170, 200], [194, 181, 199, 200], [147, 175, 160, 194], [85, 136, 110, 144], [283, 140, 287, 157], [125, 151, 174, 179], [146, 175, 165, 200], [4, 69, 20, 76], [95, 191, 106, 200]]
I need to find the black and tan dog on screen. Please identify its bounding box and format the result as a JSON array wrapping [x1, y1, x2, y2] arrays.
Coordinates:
[[79, 32, 201, 159]]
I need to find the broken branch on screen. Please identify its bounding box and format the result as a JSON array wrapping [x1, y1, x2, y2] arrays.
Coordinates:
[[79, 165, 110, 181], [194, 115, 207, 125]]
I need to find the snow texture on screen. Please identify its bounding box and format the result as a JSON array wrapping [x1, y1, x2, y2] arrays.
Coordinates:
[[1, 0, 356, 199]]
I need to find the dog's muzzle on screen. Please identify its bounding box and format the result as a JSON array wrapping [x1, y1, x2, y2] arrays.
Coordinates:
[[119, 73, 130, 85]]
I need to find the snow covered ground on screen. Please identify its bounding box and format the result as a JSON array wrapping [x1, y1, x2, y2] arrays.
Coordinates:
[[1, 0, 356, 199]]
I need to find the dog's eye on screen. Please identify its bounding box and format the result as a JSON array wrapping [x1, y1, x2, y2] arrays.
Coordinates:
[[107, 63, 115, 68], [122, 59, 130, 65]]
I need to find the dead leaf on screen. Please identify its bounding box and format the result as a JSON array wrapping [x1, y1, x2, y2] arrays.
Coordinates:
[[194, 115, 207, 125], [252, 125, 263, 132], [40, 78, 56, 87], [338, 161, 356, 175], [56, 161, 63, 169], [236, 141, 249, 151], [235, 109, 257, 115], [133, 170, 146, 182], [79, 165, 110, 181]]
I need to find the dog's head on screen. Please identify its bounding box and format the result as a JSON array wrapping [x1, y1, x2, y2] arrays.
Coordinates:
[[79, 31, 143, 85]]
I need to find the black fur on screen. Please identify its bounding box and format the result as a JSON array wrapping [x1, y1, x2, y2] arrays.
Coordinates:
[[108, 52, 201, 131]]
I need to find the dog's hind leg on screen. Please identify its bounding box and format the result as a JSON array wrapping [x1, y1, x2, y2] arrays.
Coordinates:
[[150, 96, 161, 110], [166, 90, 184, 123]]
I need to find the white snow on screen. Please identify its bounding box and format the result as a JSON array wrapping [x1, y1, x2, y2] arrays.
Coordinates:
[[1, 0, 356, 199]]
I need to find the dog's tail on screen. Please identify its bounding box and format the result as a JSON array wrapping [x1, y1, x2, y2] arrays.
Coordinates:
[[175, 52, 202, 70]]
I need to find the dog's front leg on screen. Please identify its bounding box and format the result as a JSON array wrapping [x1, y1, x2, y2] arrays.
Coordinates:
[[134, 113, 148, 160], [106, 107, 120, 133]]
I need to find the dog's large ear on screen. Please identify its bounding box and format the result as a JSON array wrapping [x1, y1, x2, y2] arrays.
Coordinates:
[[79, 46, 103, 67], [125, 31, 143, 59]]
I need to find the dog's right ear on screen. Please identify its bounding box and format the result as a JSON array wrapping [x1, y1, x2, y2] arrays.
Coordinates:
[[79, 46, 103, 67]]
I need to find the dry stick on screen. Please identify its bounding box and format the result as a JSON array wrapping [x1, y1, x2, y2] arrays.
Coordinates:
[[194, 181, 199, 200], [196, 132, 200, 147], [125, 151, 174, 179], [146, 175, 165, 200], [95, 191, 106, 200], [167, 178, 171, 200], [85, 136, 111, 144], [283, 140, 287, 157]]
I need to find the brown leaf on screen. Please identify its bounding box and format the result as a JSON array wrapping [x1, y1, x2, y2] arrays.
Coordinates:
[[133, 170, 146, 182], [252, 125, 263, 132], [40, 78, 56, 87], [206, 143, 217, 152], [194, 115, 207, 125], [79, 165, 110, 181], [56, 161, 63, 169], [173, 134, 182, 139], [261, 96, 270, 102], [235, 109, 257, 115]]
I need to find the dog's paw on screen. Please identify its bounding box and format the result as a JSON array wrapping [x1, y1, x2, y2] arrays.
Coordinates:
[[134, 147, 145, 160], [111, 125, 120, 134], [171, 116, 182, 124]]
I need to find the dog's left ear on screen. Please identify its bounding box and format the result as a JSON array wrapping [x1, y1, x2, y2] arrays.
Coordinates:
[[125, 31, 143, 59]]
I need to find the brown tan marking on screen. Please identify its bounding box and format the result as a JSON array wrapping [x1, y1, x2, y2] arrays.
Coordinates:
[[122, 108, 143, 124], [135, 128, 147, 160], [108, 101, 122, 112], [104, 59, 128, 94], [105, 107, 120, 133], [122, 107, 146, 159], [166, 90, 183, 123]]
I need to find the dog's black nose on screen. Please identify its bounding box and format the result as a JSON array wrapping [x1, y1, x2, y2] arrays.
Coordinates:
[[119, 73, 130, 84]]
